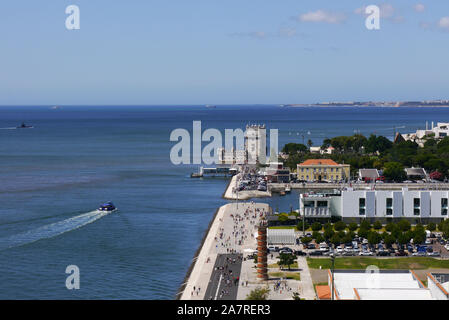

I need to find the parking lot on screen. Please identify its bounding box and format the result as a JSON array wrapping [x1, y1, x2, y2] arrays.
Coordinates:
[[267, 235, 449, 259]]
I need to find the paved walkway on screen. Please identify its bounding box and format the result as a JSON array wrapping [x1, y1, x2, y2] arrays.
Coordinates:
[[297, 257, 317, 300], [180, 202, 269, 300]]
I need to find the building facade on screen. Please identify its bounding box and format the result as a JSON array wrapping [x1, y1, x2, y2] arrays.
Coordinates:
[[297, 159, 350, 182], [300, 188, 449, 223]]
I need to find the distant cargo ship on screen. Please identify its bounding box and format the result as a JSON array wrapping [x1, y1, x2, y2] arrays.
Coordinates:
[[205, 105, 217, 109]]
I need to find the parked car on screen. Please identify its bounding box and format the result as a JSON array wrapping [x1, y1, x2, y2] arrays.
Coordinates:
[[412, 251, 426, 257], [309, 250, 323, 256], [336, 247, 344, 254], [376, 251, 389, 256], [395, 250, 407, 257], [307, 243, 316, 250], [427, 251, 440, 257], [294, 250, 307, 256], [360, 251, 374, 256], [268, 246, 279, 252]]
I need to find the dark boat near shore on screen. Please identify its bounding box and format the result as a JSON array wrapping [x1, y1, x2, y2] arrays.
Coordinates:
[[17, 122, 34, 129]]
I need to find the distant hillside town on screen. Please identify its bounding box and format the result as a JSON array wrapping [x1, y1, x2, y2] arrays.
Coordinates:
[[283, 100, 449, 108]]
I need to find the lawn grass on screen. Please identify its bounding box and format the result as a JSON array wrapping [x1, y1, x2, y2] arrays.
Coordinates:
[[268, 262, 298, 269], [307, 257, 449, 270], [269, 272, 301, 281]]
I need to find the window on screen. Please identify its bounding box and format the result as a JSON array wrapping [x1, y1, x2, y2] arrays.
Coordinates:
[[413, 198, 420, 216], [359, 198, 366, 215], [335, 175, 339, 180], [317, 201, 328, 207], [304, 201, 314, 208], [414, 198, 420, 208], [386, 198, 393, 208], [331, 168, 334, 172], [335, 168, 339, 172], [301, 168, 304, 172], [442, 198, 448, 216]]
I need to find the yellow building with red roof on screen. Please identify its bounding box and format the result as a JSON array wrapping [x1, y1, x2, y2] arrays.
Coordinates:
[[297, 159, 350, 182]]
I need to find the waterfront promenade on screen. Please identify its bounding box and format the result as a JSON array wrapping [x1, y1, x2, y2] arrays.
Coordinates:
[[223, 175, 271, 200], [180, 202, 269, 300]]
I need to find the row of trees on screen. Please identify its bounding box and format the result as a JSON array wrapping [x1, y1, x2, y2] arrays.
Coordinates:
[[282, 134, 449, 181], [298, 219, 448, 246]]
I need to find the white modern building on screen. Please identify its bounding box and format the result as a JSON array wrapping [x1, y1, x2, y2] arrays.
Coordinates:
[[328, 270, 435, 300], [300, 188, 449, 223], [267, 228, 296, 245], [401, 122, 449, 146], [427, 273, 449, 300]]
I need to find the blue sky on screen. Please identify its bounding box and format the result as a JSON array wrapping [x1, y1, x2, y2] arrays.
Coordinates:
[[0, 1, 448, 105]]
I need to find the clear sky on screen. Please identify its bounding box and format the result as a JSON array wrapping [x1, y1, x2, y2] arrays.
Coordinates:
[[0, 1, 448, 105]]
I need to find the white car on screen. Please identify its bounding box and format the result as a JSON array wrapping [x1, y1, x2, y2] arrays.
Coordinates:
[[445, 244, 449, 251], [336, 247, 344, 254], [359, 251, 373, 256]]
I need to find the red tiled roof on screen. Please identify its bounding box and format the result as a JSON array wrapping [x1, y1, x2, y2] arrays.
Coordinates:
[[316, 285, 331, 300], [298, 159, 339, 166]]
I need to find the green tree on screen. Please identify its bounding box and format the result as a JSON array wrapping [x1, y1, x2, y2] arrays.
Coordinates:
[[427, 223, 436, 232], [334, 221, 347, 231], [385, 222, 398, 233], [330, 234, 341, 245], [383, 162, 406, 182], [311, 222, 322, 232], [348, 222, 358, 232], [323, 229, 335, 240], [278, 253, 296, 270], [384, 234, 396, 247], [307, 139, 313, 148], [358, 228, 369, 239], [301, 236, 312, 245], [360, 220, 372, 230], [315, 234, 325, 244], [278, 213, 289, 223], [297, 221, 309, 231], [282, 143, 308, 155], [246, 287, 270, 300], [367, 231, 381, 245], [398, 219, 411, 232], [373, 221, 382, 230]]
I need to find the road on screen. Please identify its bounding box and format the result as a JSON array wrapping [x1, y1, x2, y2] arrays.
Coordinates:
[[204, 253, 243, 300]]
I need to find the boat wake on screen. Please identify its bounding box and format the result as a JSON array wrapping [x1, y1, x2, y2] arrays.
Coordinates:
[[0, 127, 17, 130], [0, 210, 110, 251]]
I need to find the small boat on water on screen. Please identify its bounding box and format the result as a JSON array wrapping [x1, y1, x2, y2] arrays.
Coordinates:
[[191, 172, 203, 178], [98, 202, 117, 212], [205, 105, 217, 109], [190, 167, 203, 178], [285, 185, 291, 193], [280, 191, 286, 196], [17, 122, 34, 129]]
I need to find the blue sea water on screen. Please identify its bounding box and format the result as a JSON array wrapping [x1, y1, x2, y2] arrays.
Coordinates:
[[0, 105, 448, 299]]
